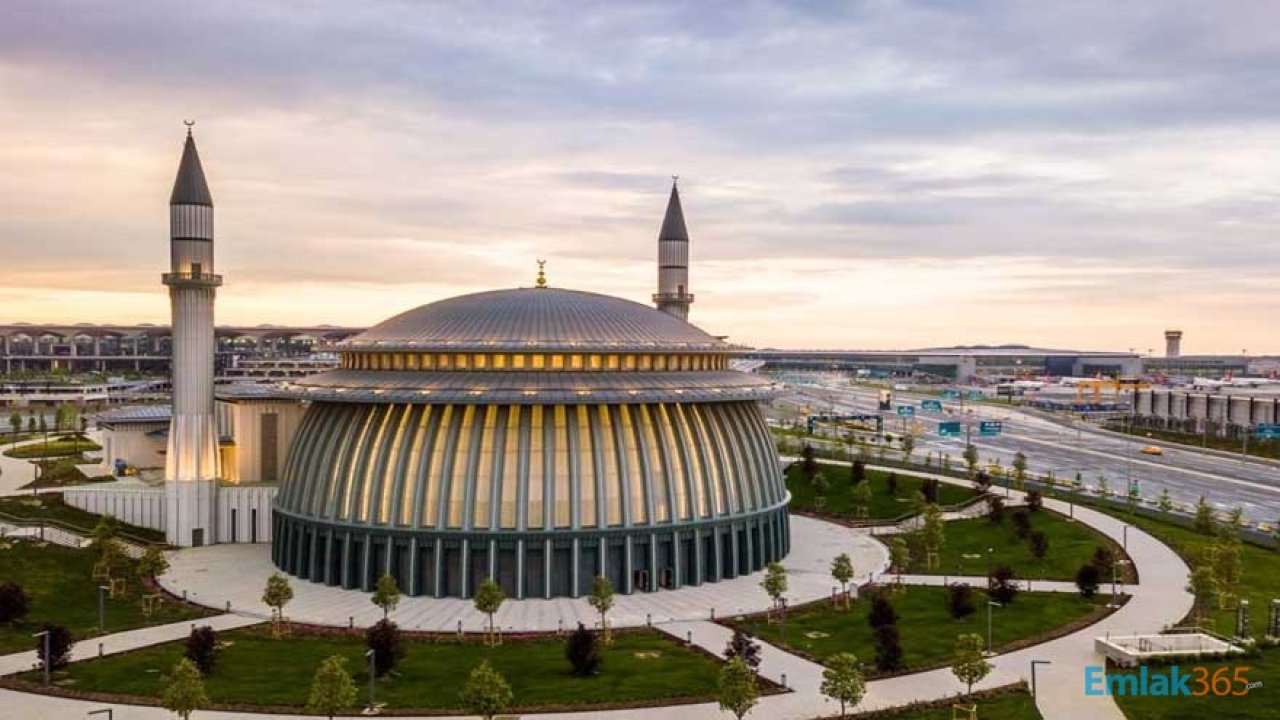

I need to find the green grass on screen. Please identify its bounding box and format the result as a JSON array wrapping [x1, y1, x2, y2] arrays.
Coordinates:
[[34, 626, 724, 712], [901, 507, 1133, 583], [729, 585, 1109, 668], [0, 493, 165, 543], [0, 539, 213, 654], [787, 464, 978, 521], [4, 435, 102, 459], [876, 690, 1043, 719], [1106, 422, 1280, 461], [1113, 647, 1279, 719]]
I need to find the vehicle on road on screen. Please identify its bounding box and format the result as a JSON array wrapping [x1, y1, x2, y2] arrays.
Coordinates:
[[1140, 445, 1163, 456]]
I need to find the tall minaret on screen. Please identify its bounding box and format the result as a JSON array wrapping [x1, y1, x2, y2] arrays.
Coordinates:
[[163, 123, 221, 547], [653, 177, 694, 321]]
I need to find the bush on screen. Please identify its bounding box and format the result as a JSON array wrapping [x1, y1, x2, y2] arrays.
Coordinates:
[[35, 623, 73, 670], [921, 478, 939, 504], [973, 471, 992, 493], [1091, 546, 1115, 573], [724, 628, 762, 671], [1029, 531, 1049, 561], [873, 623, 904, 672], [364, 619, 404, 677], [986, 497, 1005, 524], [851, 459, 866, 486], [1011, 510, 1032, 540], [565, 623, 601, 676], [867, 593, 898, 630], [886, 473, 899, 495], [184, 626, 218, 676], [0, 582, 31, 624], [1025, 489, 1043, 512], [1075, 564, 1101, 598], [988, 566, 1019, 605], [946, 583, 976, 620]]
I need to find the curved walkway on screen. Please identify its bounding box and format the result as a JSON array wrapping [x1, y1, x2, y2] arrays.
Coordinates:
[[0, 474, 1192, 720]]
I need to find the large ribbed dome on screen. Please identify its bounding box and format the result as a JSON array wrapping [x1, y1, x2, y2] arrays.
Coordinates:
[[343, 288, 725, 352]]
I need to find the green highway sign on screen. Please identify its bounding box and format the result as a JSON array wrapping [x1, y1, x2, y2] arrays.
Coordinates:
[[938, 421, 962, 437], [896, 405, 916, 418], [921, 399, 943, 412], [979, 420, 1003, 437], [1256, 424, 1280, 440], [941, 390, 961, 400]]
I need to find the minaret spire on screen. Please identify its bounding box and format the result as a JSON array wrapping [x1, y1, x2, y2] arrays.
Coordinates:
[[162, 123, 222, 547], [653, 177, 693, 321]]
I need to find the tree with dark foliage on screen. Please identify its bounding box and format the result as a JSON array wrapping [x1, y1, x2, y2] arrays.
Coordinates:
[[873, 623, 904, 672], [986, 496, 1005, 524], [1025, 489, 1043, 512], [1011, 510, 1032, 540], [0, 582, 30, 625], [988, 565, 1019, 605], [364, 619, 404, 677], [1075, 564, 1101, 598], [946, 583, 976, 620], [566, 623, 602, 676], [36, 623, 72, 670], [724, 628, 763, 671], [184, 626, 218, 676], [867, 593, 898, 630]]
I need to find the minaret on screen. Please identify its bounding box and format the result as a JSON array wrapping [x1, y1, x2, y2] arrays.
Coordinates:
[[162, 123, 221, 547], [653, 177, 694, 321]]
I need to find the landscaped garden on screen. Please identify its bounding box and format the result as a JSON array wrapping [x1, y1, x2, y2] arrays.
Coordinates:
[[0, 494, 164, 543], [786, 460, 978, 522], [726, 584, 1111, 671], [0, 538, 212, 654], [4, 434, 101, 459], [17, 625, 727, 713], [880, 687, 1043, 719], [1112, 646, 1279, 719]]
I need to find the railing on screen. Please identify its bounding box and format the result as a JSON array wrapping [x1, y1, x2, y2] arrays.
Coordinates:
[[161, 271, 223, 286], [0, 510, 163, 554]]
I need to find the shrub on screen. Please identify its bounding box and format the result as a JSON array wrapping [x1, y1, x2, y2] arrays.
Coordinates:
[[35, 623, 73, 670], [1025, 489, 1043, 512], [867, 593, 899, 630], [724, 628, 762, 671], [364, 619, 404, 677], [1029, 531, 1049, 561], [986, 496, 1005, 524], [184, 626, 218, 676], [0, 582, 31, 624], [921, 478, 939, 504], [850, 459, 866, 486], [1011, 510, 1032, 540], [1075, 564, 1101, 598], [565, 623, 601, 676], [886, 472, 899, 496], [988, 566, 1019, 605], [946, 583, 976, 620], [1091, 546, 1115, 573], [973, 471, 991, 492], [873, 623, 904, 672]]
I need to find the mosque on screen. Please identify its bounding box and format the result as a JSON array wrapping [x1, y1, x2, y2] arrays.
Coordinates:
[[69, 128, 790, 600]]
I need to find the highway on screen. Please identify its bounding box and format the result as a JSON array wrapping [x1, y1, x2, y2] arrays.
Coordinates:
[[769, 378, 1280, 526]]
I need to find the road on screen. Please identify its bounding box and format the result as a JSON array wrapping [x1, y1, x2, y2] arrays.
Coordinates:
[[771, 379, 1280, 525]]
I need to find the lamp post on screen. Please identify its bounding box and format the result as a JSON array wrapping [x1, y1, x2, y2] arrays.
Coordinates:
[[88, 709, 114, 720], [1110, 559, 1131, 608], [33, 630, 50, 685], [365, 648, 376, 710], [97, 585, 108, 632], [985, 547, 994, 583], [1031, 660, 1052, 698], [986, 600, 1002, 654], [1123, 525, 1129, 554]]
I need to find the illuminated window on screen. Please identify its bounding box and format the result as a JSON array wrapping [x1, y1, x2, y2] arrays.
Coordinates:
[[493, 354, 507, 370], [531, 354, 545, 370], [589, 354, 602, 370], [639, 354, 652, 371], [576, 406, 597, 528], [473, 354, 487, 370], [606, 354, 620, 370], [551, 354, 565, 370], [569, 354, 583, 370], [553, 406, 571, 527], [512, 354, 525, 369], [392, 354, 404, 370], [528, 406, 544, 528], [455, 353, 470, 370], [405, 353, 419, 371], [624, 354, 636, 371], [654, 355, 667, 371], [421, 353, 435, 370], [437, 353, 451, 370]]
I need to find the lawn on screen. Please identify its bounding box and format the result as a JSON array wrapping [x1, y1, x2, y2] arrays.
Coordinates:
[[4, 435, 102, 459], [1113, 647, 1279, 719], [33, 626, 725, 712], [874, 689, 1042, 719], [0, 539, 213, 654], [0, 493, 165, 543], [787, 463, 978, 521], [895, 507, 1134, 583], [728, 585, 1109, 669]]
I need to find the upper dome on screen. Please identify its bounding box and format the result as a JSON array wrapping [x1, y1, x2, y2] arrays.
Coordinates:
[[342, 288, 727, 352]]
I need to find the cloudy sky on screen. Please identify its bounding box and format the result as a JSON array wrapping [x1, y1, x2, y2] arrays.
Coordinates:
[[2, 1, 1278, 353]]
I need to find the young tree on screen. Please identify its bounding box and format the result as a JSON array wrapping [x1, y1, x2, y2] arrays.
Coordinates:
[[988, 566, 1019, 605], [867, 593, 898, 630], [850, 458, 866, 486], [1075, 564, 1101, 598], [365, 618, 404, 677], [889, 536, 910, 582], [183, 626, 218, 676], [947, 582, 976, 620], [921, 504, 945, 566], [8, 412, 20, 446], [813, 471, 830, 498], [1029, 531, 1049, 562], [801, 444, 818, 482], [36, 623, 73, 669], [473, 577, 505, 644], [1011, 510, 1032, 540], [587, 575, 615, 641], [821, 652, 866, 718], [1156, 488, 1173, 514], [161, 657, 208, 720], [88, 515, 120, 556], [1091, 546, 1115, 574], [460, 660, 514, 720], [1227, 506, 1245, 530], [885, 472, 899, 496], [986, 496, 1005, 524], [1097, 475, 1112, 498], [1186, 564, 1219, 622], [1194, 496, 1217, 535], [1012, 452, 1028, 490], [1213, 530, 1243, 603], [1025, 489, 1043, 512], [137, 546, 170, 584], [723, 628, 762, 672], [963, 444, 979, 477], [852, 480, 873, 519], [921, 478, 940, 504], [262, 572, 294, 622], [901, 434, 915, 464], [716, 656, 759, 720], [761, 562, 788, 619], [973, 470, 992, 494], [0, 582, 31, 625], [830, 553, 854, 607], [26, 415, 36, 434], [372, 573, 400, 619], [565, 622, 602, 676], [307, 655, 358, 720], [872, 623, 904, 672], [951, 633, 992, 696]]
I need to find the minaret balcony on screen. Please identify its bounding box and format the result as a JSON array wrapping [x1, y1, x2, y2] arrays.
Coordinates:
[[653, 292, 694, 304], [163, 271, 223, 288]]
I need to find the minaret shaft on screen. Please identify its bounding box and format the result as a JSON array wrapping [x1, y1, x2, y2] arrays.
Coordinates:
[[653, 180, 693, 321]]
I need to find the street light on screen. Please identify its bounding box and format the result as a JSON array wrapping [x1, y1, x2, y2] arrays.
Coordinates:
[[365, 648, 376, 710], [1031, 660, 1052, 698], [1110, 559, 1131, 608], [88, 709, 114, 720], [1123, 525, 1129, 554], [33, 630, 50, 685], [986, 601, 1002, 654]]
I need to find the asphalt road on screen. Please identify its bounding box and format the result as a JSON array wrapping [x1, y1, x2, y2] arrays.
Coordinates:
[[770, 379, 1280, 525]]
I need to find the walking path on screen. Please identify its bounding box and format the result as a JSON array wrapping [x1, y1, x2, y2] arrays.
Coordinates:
[[0, 472, 1192, 720]]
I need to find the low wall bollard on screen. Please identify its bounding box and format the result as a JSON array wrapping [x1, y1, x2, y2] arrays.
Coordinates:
[[782, 673, 788, 689], [225, 601, 231, 612], [182, 590, 188, 601], [98, 643, 103, 657], [687, 630, 692, 645], [348, 616, 354, 629], [710, 607, 715, 621], [646, 613, 651, 627]]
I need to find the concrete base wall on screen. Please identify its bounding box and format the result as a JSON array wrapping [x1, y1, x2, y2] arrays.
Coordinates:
[[64, 482, 277, 545]]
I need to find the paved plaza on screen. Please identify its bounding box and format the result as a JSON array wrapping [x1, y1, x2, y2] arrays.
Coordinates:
[[160, 513, 891, 632]]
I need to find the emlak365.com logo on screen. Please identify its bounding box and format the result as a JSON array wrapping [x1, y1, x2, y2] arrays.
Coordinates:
[[1085, 665, 1262, 696]]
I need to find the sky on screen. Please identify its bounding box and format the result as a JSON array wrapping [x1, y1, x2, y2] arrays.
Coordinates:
[[2, 1, 1278, 354]]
